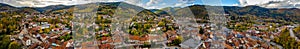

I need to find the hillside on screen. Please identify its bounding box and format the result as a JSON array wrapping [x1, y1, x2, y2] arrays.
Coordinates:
[[162, 5, 300, 23], [1, 2, 300, 22], [0, 2, 154, 14]]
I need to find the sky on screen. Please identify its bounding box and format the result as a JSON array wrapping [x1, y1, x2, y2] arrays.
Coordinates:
[[239, 0, 300, 8], [0, 0, 299, 9]]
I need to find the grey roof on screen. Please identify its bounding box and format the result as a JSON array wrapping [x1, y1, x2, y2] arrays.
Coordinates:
[[180, 38, 203, 48], [151, 44, 164, 48]]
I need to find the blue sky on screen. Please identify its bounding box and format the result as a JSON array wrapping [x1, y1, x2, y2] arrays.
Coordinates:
[[221, 0, 241, 6]]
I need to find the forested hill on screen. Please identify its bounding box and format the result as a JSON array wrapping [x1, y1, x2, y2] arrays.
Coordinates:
[[1, 2, 300, 22], [163, 5, 300, 22]]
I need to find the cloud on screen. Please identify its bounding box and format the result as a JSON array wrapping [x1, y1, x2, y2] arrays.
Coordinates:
[[238, 0, 300, 8], [231, 3, 239, 6], [0, 0, 122, 7], [124, 0, 142, 4], [1, 0, 299, 9], [0, 0, 198, 9], [146, 0, 161, 6], [239, 0, 285, 5], [4, 0, 259, 9], [0, 0, 195, 9]]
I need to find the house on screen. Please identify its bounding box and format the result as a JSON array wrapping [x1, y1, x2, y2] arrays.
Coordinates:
[[196, 34, 203, 40], [148, 34, 166, 42], [29, 43, 39, 49], [233, 39, 240, 48], [66, 41, 73, 48], [98, 44, 113, 49], [179, 38, 203, 49], [129, 35, 149, 42], [52, 28, 61, 32], [100, 37, 113, 43], [26, 39, 32, 46], [40, 34, 49, 42], [10, 36, 16, 41], [150, 44, 165, 48], [163, 47, 180, 49], [41, 25, 50, 29], [112, 35, 123, 45], [41, 42, 51, 49], [202, 42, 210, 48], [63, 40, 74, 49], [224, 43, 233, 49]]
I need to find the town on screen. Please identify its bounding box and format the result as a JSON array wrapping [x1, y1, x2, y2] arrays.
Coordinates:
[[0, 2, 300, 49]]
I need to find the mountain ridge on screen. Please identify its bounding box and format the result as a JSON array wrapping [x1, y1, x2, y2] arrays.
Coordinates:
[[1, 2, 300, 13], [1, 2, 300, 22]]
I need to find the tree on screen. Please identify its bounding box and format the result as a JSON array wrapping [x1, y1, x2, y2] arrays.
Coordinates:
[[8, 41, 21, 49], [130, 29, 138, 36], [67, 16, 74, 20], [273, 28, 300, 49], [50, 25, 55, 29], [158, 21, 165, 27], [199, 26, 204, 34], [294, 26, 300, 33], [268, 27, 276, 32], [0, 24, 3, 29], [167, 26, 174, 31], [170, 36, 183, 46], [131, 17, 138, 21], [97, 15, 102, 20], [39, 29, 43, 33], [143, 24, 151, 29], [43, 28, 51, 34], [141, 42, 151, 48], [59, 34, 72, 41], [103, 19, 112, 23], [0, 35, 11, 49]]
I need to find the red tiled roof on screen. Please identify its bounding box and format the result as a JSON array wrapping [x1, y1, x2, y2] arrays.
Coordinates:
[[29, 43, 39, 49], [112, 36, 122, 43], [98, 44, 113, 49], [41, 42, 51, 49], [204, 42, 210, 48], [100, 37, 108, 41], [129, 35, 149, 41], [223, 43, 233, 49], [22, 37, 29, 41], [41, 34, 47, 38], [233, 39, 240, 47]]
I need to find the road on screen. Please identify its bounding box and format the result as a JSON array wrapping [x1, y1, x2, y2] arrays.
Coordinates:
[[24, 35, 42, 43], [270, 42, 283, 49], [19, 28, 42, 44], [289, 27, 300, 41]]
